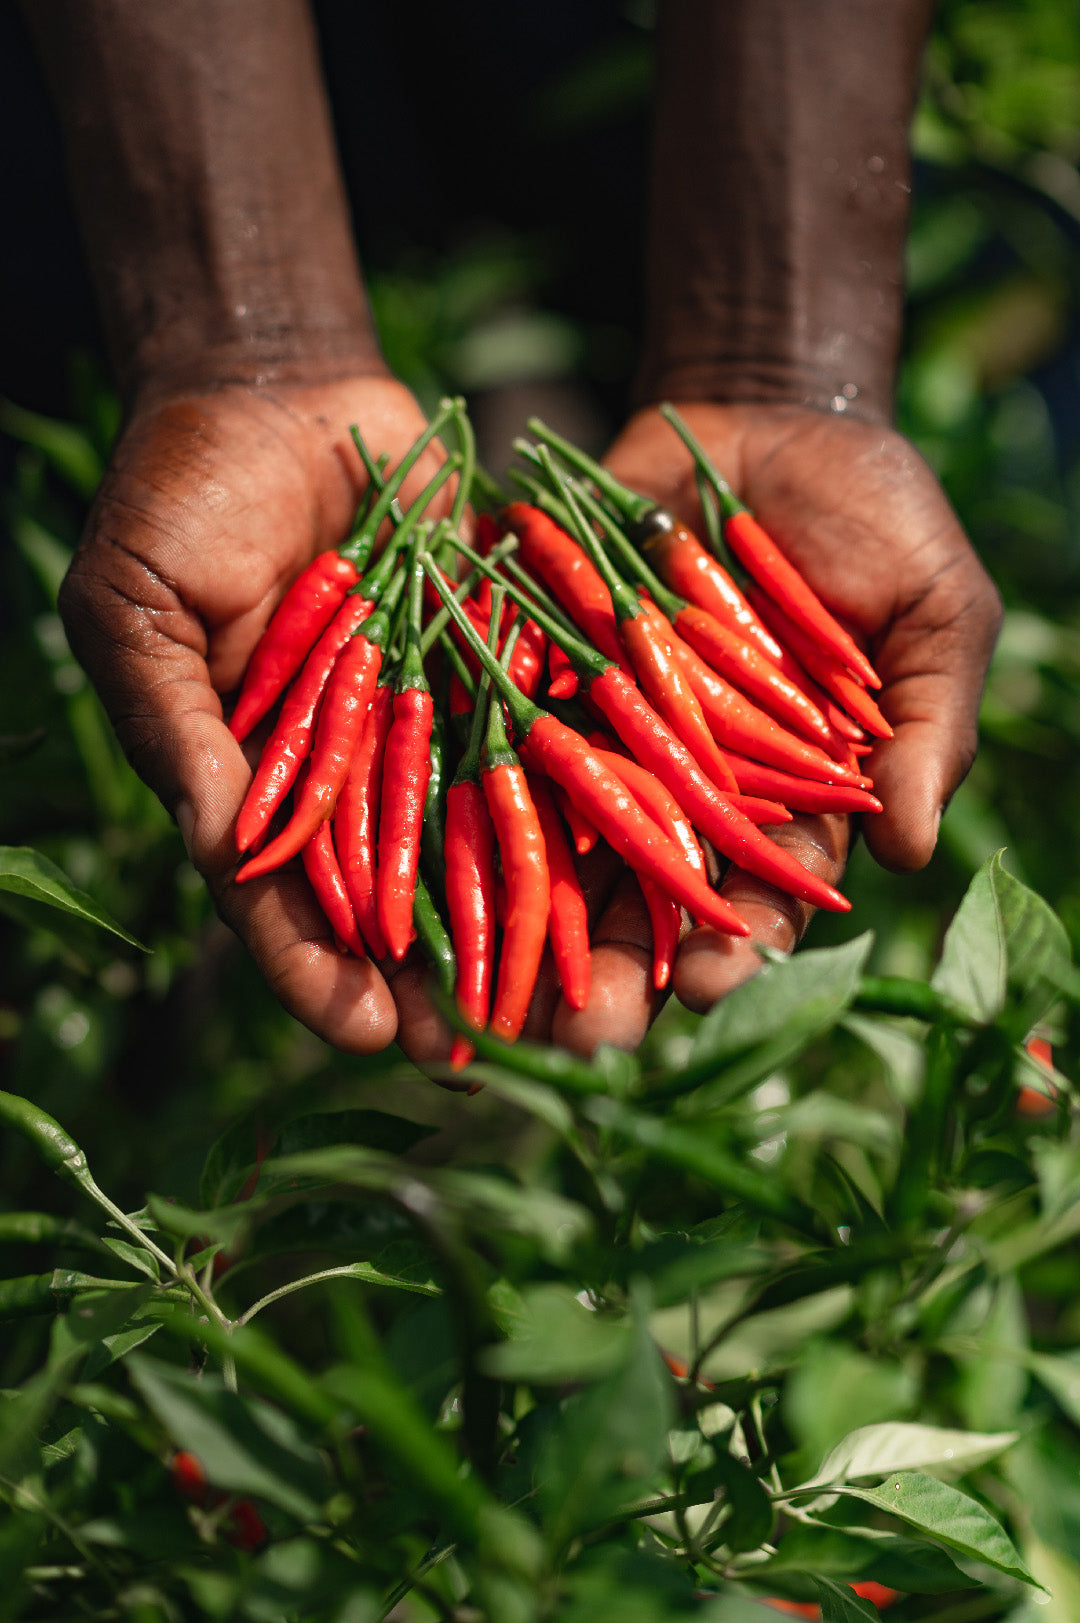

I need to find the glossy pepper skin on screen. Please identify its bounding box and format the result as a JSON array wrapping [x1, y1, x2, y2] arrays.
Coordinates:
[[234, 630, 384, 881], [527, 773, 591, 1011], [482, 755, 550, 1046], [335, 682, 394, 959], [376, 687, 434, 960], [501, 502, 633, 676], [301, 820, 366, 957], [748, 585, 892, 738], [229, 550, 362, 743], [445, 778, 497, 1070], [235, 591, 373, 852]]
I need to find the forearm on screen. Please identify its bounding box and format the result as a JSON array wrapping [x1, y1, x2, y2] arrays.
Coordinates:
[[636, 0, 936, 424], [25, 0, 382, 404]]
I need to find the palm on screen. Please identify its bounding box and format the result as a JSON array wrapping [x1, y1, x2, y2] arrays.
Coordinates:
[[602, 402, 1001, 1012], [61, 375, 450, 1058]]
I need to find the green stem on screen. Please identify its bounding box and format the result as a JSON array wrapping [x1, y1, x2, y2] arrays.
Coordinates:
[[418, 533, 519, 658], [438, 628, 477, 700], [449, 401, 475, 533], [420, 556, 544, 738], [341, 399, 459, 563], [445, 535, 607, 679], [569, 478, 683, 620], [534, 446, 641, 622], [659, 404, 745, 520], [526, 416, 656, 524], [397, 534, 430, 692]]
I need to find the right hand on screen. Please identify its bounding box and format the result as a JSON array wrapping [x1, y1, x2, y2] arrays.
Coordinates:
[[60, 372, 455, 1058]]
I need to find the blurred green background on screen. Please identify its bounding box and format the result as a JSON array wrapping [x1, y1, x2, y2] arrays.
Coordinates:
[[0, 0, 1078, 1217]]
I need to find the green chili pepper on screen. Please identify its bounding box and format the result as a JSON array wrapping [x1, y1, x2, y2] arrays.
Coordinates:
[[0, 1091, 90, 1186], [412, 875, 456, 998]]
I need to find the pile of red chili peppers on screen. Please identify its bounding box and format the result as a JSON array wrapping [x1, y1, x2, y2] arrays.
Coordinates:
[[229, 399, 889, 1069]]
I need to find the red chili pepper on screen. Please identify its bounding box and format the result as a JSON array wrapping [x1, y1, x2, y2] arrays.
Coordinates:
[[619, 610, 741, 791], [638, 600, 870, 788], [224, 1499, 268, 1551], [527, 774, 591, 1010], [547, 640, 579, 700], [749, 586, 893, 738], [522, 416, 782, 663], [234, 578, 401, 885], [335, 683, 395, 958], [171, 1451, 208, 1505], [445, 773, 497, 1070], [553, 782, 599, 855], [658, 405, 881, 688], [724, 751, 883, 815], [373, 546, 433, 959], [728, 794, 793, 825], [425, 559, 751, 939], [587, 669, 851, 911], [524, 466, 741, 795], [377, 688, 433, 960], [235, 593, 374, 853], [445, 540, 853, 912], [229, 551, 362, 743], [299, 774, 366, 957], [482, 727, 550, 1047], [501, 502, 633, 676], [589, 747, 706, 875]]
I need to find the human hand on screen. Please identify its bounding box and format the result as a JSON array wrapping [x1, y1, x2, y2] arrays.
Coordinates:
[[593, 401, 1003, 1016], [59, 373, 462, 1059]]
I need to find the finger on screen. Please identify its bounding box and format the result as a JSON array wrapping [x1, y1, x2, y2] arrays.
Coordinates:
[[863, 559, 1002, 872], [62, 546, 400, 1053], [672, 813, 849, 1012], [551, 872, 662, 1057]]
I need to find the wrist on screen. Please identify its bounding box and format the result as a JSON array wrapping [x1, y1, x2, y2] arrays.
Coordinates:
[[126, 309, 389, 414]]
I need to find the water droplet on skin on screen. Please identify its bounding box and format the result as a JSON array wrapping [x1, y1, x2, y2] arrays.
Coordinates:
[[830, 396, 848, 413], [842, 383, 859, 399], [867, 155, 885, 173]]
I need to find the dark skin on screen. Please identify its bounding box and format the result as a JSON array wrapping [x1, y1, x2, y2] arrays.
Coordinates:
[[30, 0, 1002, 1063]]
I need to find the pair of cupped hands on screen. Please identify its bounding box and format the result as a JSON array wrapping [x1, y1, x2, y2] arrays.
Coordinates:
[[59, 369, 1001, 1067]]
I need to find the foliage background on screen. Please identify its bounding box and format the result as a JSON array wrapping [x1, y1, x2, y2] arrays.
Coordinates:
[[1, 2, 1080, 1620]]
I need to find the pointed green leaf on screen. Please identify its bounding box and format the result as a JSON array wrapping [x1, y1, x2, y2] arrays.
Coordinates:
[[814, 1578, 879, 1622], [932, 851, 1069, 1023], [680, 935, 873, 1102], [541, 1299, 674, 1545], [481, 1284, 629, 1384], [840, 1472, 1040, 1588], [0, 847, 144, 949], [799, 1422, 1017, 1491], [127, 1355, 329, 1521]]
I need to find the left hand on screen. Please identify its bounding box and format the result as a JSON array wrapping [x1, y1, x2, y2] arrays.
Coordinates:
[[553, 400, 1002, 1025]]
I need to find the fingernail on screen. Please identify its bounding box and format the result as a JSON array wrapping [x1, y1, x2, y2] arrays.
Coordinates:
[[176, 801, 195, 860]]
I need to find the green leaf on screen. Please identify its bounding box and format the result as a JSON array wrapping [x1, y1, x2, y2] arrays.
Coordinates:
[[0, 398, 103, 498], [126, 1355, 330, 1521], [100, 1236, 160, 1282], [688, 1452, 773, 1553], [0, 846, 144, 949], [481, 1283, 629, 1384], [754, 1524, 975, 1592], [798, 1421, 1018, 1491], [676, 934, 873, 1103], [541, 1296, 674, 1546], [1024, 1348, 1080, 1427], [814, 1578, 880, 1622], [699, 1286, 854, 1384], [784, 1342, 918, 1466], [840, 1471, 1041, 1588], [932, 850, 1070, 1023]]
